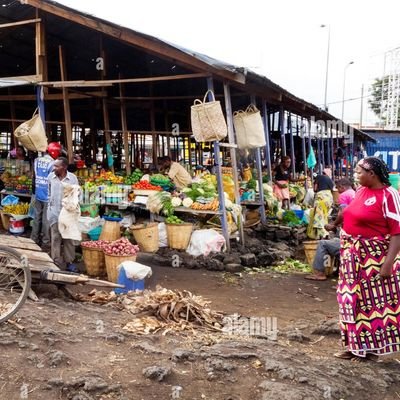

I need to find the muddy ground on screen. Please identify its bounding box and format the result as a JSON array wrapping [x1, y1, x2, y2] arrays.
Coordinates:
[[1, 264, 400, 400]]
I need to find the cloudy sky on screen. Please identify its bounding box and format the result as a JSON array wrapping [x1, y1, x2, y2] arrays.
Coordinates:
[[57, 0, 400, 126]]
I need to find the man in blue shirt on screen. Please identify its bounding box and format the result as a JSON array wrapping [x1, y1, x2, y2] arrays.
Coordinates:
[[30, 143, 60, 248]]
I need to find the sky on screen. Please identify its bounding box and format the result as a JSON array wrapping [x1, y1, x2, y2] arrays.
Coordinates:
[[56, 0, 400, 127]]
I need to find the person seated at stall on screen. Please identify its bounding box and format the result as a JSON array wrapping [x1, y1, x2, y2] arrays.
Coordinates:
[[336, 177, 355, 207], [306, 170, 334, 239], [10, 146, 29, 162], [273, 156, 292, 210], [158, 156, 192, 190], [305, 179, 355, 281]]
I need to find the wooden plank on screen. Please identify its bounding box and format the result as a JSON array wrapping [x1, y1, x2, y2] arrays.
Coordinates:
[[58, 45, 74, 163], [39, 73, 210, 87], [0, 18, 41, 29], [35, 12, 46, 78], [0, 91, 107, 101], [0, 118, 83, 125], [0, 234, 34, 244], [0, 237, 41, 251], [16, 248, 54, 263], [29, 261, 59, 272]]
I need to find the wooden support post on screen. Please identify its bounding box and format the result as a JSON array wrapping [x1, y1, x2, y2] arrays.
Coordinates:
[[58, 46, 73, 163], [300, 117, 308, 177], [262, 101, 273, 184], [119, 76, 130, 174], [35, 12, 47, 84]]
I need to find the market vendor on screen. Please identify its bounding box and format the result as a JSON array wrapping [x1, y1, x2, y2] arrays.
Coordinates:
[[158, 156, 192, 190], [47, 157, 79, 272], [273, 156, 292, 210]]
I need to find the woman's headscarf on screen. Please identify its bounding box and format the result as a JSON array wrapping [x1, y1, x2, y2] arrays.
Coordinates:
[[358, 157, 390, 186]]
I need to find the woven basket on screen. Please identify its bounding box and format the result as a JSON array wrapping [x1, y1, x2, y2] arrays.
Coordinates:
[[82, 247, 106, 277], [99, 220, 121, 242], [233, 104, 266, 149], [0, 212, 10, 231], [104, 253, 137, 283], [14, 108, 48, 152], [303, 240, 334, 275], [191, 90, 227, 142], [166, 223, 193, 250], [130, 223, 159, 253]]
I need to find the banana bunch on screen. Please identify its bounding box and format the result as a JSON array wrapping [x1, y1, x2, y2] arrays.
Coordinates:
[[190, 199, 219, 211], [3, 203, 30, 215]]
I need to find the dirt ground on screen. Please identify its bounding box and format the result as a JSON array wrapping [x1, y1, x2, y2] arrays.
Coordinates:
[[1, 263, 400, 400]]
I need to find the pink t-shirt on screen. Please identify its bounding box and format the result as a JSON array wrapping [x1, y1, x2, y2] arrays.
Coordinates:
[[343, 186, 400, 238], [338, 188, 355, 207]]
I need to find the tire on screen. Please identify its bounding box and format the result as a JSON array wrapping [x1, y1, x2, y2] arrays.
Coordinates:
[[0, 245, 31, 324]]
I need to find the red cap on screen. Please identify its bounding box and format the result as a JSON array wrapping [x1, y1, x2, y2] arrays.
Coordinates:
[[47, 142, 62, 159]]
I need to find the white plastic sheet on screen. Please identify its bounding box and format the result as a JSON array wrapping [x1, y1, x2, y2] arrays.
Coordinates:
[[186, 229, 226, 257], [118, 261, 152, 280]]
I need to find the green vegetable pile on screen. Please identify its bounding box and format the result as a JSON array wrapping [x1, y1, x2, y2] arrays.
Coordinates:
[[272, 259, 312, 274], [104, 211, 122, 218], [247, 178, 257, 190], [166, 215, 184, 224], [282, 210, 302, 226], [182, 180, 217, 201], [124, 168, 143, 185]]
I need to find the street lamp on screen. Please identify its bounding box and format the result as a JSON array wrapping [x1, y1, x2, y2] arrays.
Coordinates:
[[321, 24, 330, 111], [341, 61, 354, 121]]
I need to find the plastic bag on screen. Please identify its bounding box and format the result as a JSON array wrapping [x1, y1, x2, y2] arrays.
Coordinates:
[[78, 216, 104, 233], [28, 195, 36, 219], [158, 222, 168, 248], [1, 195, 19, 206], [186, 229, 226, 257], [118, 261, 152, 280]]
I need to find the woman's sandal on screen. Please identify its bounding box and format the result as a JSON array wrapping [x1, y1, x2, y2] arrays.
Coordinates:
[[334, 351, 378, 362]]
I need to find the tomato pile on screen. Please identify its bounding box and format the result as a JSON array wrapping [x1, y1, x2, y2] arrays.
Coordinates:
[[81, 240, 110, 249], [132, 181, 162, 191], [103, 238, 140, 256]]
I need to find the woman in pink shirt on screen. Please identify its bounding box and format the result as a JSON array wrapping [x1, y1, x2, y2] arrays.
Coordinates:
[[336, 157, 400, 361]]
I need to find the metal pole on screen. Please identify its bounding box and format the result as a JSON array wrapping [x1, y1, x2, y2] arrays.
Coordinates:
[[300, 117, 307, 177], [262, 100, 273, 184], [308, 118, 314, 186], [288, 113, 296, 177], [250, 95, 266, 225], [322, 24, 331, 111], [341, 61, 354, 121], [207, 78, 229, 250], [359, 84, 364, 128], [330, 127, 335, 178], [280, 106, 286, 156], [224, 82, 244, 244]]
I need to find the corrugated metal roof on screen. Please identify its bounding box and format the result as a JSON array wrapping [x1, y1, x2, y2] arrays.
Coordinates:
[[17, 0, 374, 142]]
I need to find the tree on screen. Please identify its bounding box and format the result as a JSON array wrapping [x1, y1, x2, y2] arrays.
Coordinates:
[[368, 75, 400, 126]]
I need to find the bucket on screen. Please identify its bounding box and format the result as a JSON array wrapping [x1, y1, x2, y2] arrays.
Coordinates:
[[99, 220, 121, 242], [9, 217, 24, 234], [389, 173, 400, 190], [82, 247, 106, 277], [104, 253, 137, 283], [166, 223, 193, 250], [114, 266, 145, 294], [88, 226, 102, 241], [130, 223, 159, 253]]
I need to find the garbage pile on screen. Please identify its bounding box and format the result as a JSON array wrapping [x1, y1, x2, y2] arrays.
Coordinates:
[[74, 286, 224, 334]]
